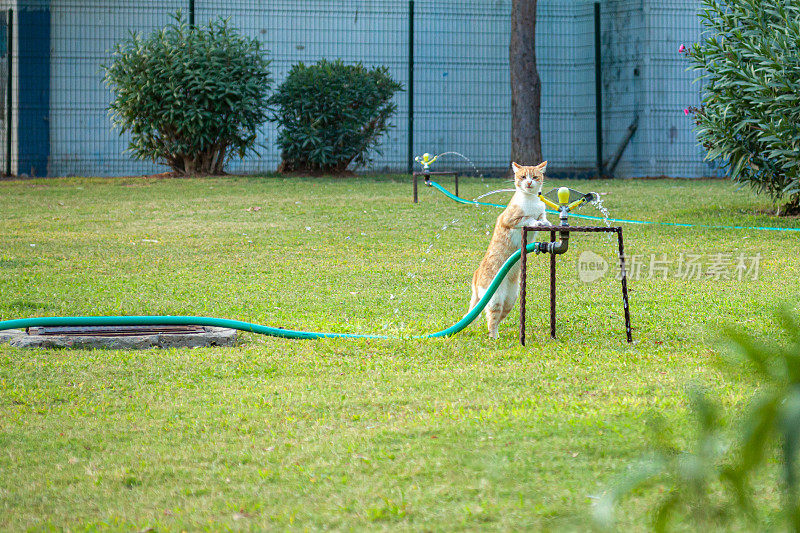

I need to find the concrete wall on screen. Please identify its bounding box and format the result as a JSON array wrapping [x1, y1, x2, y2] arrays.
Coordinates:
[[601, 0, 723, 178], [0, 1, 14, 175], [20, 0, 720, 177]]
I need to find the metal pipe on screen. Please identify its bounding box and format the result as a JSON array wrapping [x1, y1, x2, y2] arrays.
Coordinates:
[[594, 1, 604, 179], [406, 0, 414, 174], [617, 228, 633, 342], [607, 115, 638, 176], [549, 231, 556, 339], [5, 8, 12, 176], [519, 228, 528, 345], [534, 211, 570, 255]]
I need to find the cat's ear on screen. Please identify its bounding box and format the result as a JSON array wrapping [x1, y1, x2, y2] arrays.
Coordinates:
[[511, 162, 522, 173], [536, 161, 548, 174]]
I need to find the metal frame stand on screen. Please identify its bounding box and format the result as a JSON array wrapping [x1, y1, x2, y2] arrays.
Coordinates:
[[412, 171, 459, 203], [519, 225, 632, 344]]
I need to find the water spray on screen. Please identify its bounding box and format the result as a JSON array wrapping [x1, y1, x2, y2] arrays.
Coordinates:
[[412, 153, 459, 202]]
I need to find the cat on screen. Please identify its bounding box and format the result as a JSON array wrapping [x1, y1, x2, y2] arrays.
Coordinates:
[[469, 161, 550, 339]]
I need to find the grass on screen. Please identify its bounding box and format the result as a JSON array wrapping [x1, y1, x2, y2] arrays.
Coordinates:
[[1, 174, 799, 530]]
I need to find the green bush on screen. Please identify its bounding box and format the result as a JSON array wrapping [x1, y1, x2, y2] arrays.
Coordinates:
[[596, 309, 800, 531], [268, 59, 402, 174], [687, 0, 800, 214], [103, 13, 272, 175]]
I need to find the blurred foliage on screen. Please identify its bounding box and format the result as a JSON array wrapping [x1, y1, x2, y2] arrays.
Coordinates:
[[687, 0, 800, 214], [104, 12, 272, 175], [268, 59, 402, 174], [596, 308, 800, 531]]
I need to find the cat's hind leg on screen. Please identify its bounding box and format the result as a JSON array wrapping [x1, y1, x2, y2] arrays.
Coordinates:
[[497, 278, 520, 325], [468, 280, 480, 313], [484, 277, 518, 339], [485, 303, 502, 339], [465, 274, 484, 326]]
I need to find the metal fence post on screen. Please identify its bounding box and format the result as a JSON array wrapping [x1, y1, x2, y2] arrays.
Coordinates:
[[5, 8, 12, 177], [406, 0, 414, 175], [594, 1, 603, 179]]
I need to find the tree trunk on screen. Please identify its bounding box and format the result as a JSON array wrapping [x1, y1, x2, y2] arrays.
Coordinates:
[[781, 195, 800, 216], [510, 0, 542, 167]]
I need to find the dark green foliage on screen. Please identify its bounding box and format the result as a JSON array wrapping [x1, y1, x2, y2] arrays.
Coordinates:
[[595, 389, 748, 532], [268, 59, 402, 174], [103, 13, 271, 175], [597, 309, 800, 531], [687, 0, 800, 213], [725, 308, 800, 528]]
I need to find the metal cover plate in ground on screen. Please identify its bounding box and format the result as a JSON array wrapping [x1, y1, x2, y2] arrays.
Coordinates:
[[27, 325, 206, 337], [3, 326, 237, 350]]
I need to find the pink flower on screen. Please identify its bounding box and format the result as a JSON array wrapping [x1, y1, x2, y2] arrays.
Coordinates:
[[684, 108, 691, 116], [679, 44, 687, 53]]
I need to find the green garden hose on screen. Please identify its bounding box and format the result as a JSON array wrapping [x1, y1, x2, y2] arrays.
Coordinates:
[[427, 180, 800, 232], [0, 243, 540, 339]]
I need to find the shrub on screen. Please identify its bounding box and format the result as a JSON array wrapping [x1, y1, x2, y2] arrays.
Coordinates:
[[269, 59, 402, 174], [103, 13, 272, 175], [686, 0, 800, 214], [596, 309, 800, 531]]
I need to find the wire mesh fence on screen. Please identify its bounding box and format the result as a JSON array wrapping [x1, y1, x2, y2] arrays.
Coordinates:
[[2, 0, 721, 178]]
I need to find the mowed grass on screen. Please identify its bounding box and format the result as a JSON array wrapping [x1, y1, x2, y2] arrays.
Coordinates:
[[1, 174, 799, 531]]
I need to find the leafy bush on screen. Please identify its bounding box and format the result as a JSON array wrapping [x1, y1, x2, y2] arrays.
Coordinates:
[[686, 0, 800, 214], [269, 59, 402, 174], [596, 309, 800, 531], [104, 13, 271, 175]]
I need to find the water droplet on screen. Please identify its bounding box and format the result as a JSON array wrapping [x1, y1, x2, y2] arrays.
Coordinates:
[[473, 188, 516, 202], [435, 151, 482, 176]]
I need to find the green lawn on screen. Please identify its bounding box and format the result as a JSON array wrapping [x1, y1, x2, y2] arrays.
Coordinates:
[[1, 175, 798, 530]]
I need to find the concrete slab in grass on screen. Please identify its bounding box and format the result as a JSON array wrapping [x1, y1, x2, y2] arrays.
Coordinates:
[[5, 326, 237, 350], [0, 329, 24, 345]]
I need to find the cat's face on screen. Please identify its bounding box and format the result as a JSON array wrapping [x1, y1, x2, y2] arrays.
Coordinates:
[[512, 161, 548, 195]]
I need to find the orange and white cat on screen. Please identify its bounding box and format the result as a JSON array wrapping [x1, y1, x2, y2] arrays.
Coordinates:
[[469, 161, 550, 338]]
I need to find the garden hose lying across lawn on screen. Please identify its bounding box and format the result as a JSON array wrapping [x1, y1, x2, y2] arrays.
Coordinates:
[[0, 242, 540, 340], [427, 180, 800, 232], [6, 181, 797, 341]]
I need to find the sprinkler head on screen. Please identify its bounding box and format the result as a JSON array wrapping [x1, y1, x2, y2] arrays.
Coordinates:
[[414, 153, 439, 170], [542, 187, 594, 211], [557, 187, 571, 205]]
